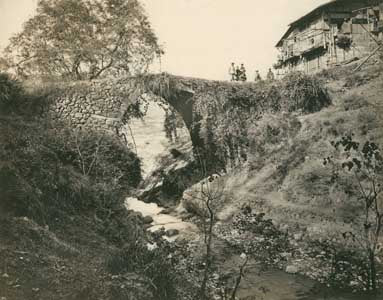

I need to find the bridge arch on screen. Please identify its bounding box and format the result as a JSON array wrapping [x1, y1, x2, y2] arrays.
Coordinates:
[[47, 73, 205, 149]]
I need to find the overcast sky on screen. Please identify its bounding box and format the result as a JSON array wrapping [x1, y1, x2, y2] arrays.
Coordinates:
[[0, 0, 328, 80]]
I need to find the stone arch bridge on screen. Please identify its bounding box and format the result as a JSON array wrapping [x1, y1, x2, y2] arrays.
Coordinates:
[[48, 73, 262, 149]]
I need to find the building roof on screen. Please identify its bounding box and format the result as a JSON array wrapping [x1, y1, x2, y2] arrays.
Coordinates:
[[276, 0, 340, 47], [275, 0, 381, 47]]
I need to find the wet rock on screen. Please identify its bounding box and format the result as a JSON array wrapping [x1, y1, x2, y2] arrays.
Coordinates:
[[161, 207, 173, 214], [146, 242, 158, 251], [170, 148, 182, 158], [286, 265, 299, 274], [142, 216, 153, 224], [143, 224, 152, 230], [165, 229, 179, 237], [130, 211, 143, 219]]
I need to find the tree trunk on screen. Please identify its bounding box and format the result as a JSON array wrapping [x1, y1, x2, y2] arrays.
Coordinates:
[[369, 250, 377, 291], [197, 199, 214, 300]]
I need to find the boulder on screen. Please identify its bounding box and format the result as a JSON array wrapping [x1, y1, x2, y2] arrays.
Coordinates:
[[285, 265, 299, 274], [165, 229, 179, 237], [142, 216, 153, 224], [161, 207, 173, 214]]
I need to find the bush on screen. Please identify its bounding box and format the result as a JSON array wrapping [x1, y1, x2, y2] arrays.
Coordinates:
[[342, 94, 368, 111], [307, 239, 372, 290], [336, 35, 352, 51], [282, 72, 331, 113], [0, 118, 142, 224], [106, 238, 178, 300], [0, 72, 59, 116], [344, 73, 365, 88], [0, 72, 23, 109], [231, 207, 291, 266], [316, 68, 339, 81]]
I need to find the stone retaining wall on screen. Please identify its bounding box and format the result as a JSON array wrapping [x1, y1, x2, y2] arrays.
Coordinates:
[[47, 77, 142, 132]]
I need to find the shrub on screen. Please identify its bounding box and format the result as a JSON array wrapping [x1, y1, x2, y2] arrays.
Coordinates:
[[0, 72, 59, 116], [307, 239, 372, 290], [106, 238, 178, 300], [316, 68, 339, 81], [231, 207, 291, 267], [0, 118, 141, 224], [344, 73, 365, 88], [0, 72, 23, 110], [282, 72, 331, 113], [336, 35, 352, 51], [323, 135, 383, 291], [342, 94, 368, 111]]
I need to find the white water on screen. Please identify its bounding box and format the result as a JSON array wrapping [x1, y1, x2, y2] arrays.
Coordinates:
[[124, 103, 169, 175], [125, 197, 198, 241]]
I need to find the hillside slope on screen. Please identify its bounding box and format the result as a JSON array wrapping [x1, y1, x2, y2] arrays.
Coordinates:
[[0, 76, 183, 300], [212, 61, 383, 234]]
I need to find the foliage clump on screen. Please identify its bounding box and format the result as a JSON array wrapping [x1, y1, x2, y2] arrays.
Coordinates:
[[282, 72, 331, 113], [2, 0, 163, 80], [323, 135, 383, 291], [0, 76, 142, 224], [336, 35, 353, 51], [231, 207, 291, 266], [193, 72, 329, 169], [0, 73, 24, 108], [106, 234, 179, 300]]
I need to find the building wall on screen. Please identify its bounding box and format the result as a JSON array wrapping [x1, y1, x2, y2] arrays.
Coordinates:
[[276, 0, 383, 75]]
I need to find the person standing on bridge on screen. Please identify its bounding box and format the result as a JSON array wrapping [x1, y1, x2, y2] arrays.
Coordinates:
[[235, 66, 241, 81], [228, 62, 236, 81], [254, 70, 262, 82], [267, 68, 275, 81], [239, 63, 247, 82]]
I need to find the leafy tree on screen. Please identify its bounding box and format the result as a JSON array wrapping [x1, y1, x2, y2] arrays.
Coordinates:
[[324, 135, 383, 291], [2, 0, 163, 80]]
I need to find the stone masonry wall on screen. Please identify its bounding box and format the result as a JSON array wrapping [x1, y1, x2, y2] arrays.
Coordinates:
[[47, 77, 142, 132]]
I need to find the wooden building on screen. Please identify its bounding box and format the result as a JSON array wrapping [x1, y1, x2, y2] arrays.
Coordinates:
[[275, 0, 383, 76]]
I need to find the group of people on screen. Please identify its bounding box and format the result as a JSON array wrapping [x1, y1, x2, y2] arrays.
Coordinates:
[[255, 68, 275, 81], [228, 62, 275, 82], [228, 62, 247, 82]]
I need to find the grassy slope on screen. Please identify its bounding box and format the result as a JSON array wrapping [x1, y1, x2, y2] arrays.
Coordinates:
[[214, 61, 383, 239], [0, 90, 171, 299], [0, 216, 115, 300]]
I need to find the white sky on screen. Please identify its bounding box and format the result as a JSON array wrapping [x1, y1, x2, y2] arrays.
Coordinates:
[[0, 0, 329, 80]]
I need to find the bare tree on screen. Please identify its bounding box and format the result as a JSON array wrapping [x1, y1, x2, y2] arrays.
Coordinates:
[[75, 131, 104, 176], [190, 152, 248, 300]]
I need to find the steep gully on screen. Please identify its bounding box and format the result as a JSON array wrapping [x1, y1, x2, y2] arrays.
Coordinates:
[[124, 103, 375, 300]]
